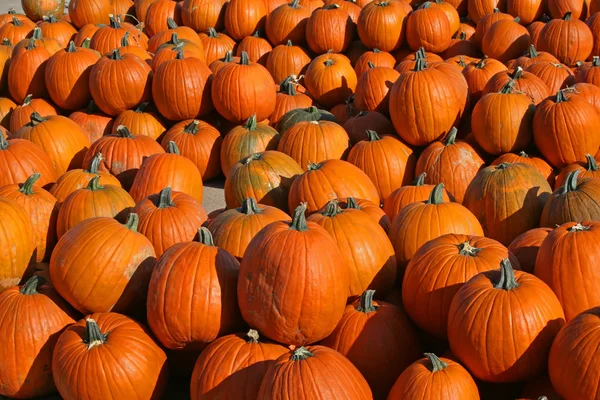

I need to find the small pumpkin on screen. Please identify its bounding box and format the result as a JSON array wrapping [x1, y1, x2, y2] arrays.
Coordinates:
[[563, 82, 600, 116], [266, 40, 311, 84], [304, 52, 358, 108], [339, 196, 391, 233], [7, 38, 52, 103], [198, 28, 236, 65], [507, 227, 551, 273], [68, 100, 115, 143], [354, 48, 396, 77], [235, 31, 272, 66], [224, 0, 267, 41], [462, 55, 508, 104], [145, 0, 183, 37], [89, 15, 131, 55], [152, 34, 206, 71], [306, 4, 354, 54], [343, 110, 396, 144], [0, 17, 36, 45], [22, 0, 65, 21], [12, 27, 61, 55], [112, 102, 166, 141], [9, 94, 57, 133], [266, 0, 311, 46], [147, 17, 202, 54], [354, 62, 400, 115]]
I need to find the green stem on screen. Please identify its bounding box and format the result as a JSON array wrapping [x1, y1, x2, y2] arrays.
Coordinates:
[[556, 90, 567, 103], [585, 154, 598, 171], [242, 153, 261, 164], [528, 44, 538, 58], [457, 241, 482, 256], [425, 353, 448, 372], [84, 319, 108, 349], [494, 259, 519, 290], [110, 48, 123, 60], [19, 173, 41, 195], [0, 135, 9, 150], [109, 15, 121, 28], [31, 27, 43, 40], [86, 152, 103, 173], [322, 199, 341, 217], [85, 175, 102, 191], [167, 141, 180, 154], [176, 49, 185, 59], [222, 49, 233, 62], [67, 40, 77, 53], [365, 130, 380, 141], [356, 290, 378, 313], [81, 38, 91, 48], [166, 17, 178, 29], [510, 67, 523, 80], [86, 100, 98, 114], [29, 112, 47, 126], [413, 172, 426, 186], [197, 227, 214, 246], [12, 16, 21, 26], [183, 120, 200, 134], [445, 128, 457, 145], [496, 162, 510, 170], [307, 161, 322, 171], [279, 77, 297, 96], [593, 56, 600, 67], [367, 61, 375, 69], [116, 125, 134, 138], [563, 11, 572, 20], [124, 213, 139, 232], [290, 203, 309, 231], [475, 56, 487, 69], [157, 187, 174, 208], [240, 197, 263, 214], [568, 222, 590, 232], [1, 38, 11, 47], [324, 58, 335, 67], [20, 275, 45, 295], [240, 51, 250, 65], [286, 40, 293, 46], [500, 79, 516, 94], [22, 94, 32, 106], [290, 346, 314, 361], [564, 170, 580, 192], [426, 184, 445, 205], [345, 197, 360, 209], [289, 0, 301, 8], [135, 102, 149, 113], [518, 151, 529, 158], [208, 27, 218, 38], [25, 37, 36, 51], [413, 57, 427, 71], [121, 31, 131, 47]]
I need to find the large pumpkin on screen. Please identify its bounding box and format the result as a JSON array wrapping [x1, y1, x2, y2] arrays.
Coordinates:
[[403, 233, 520, 338], [49, 214, 156, 315], [190, 329, 288, 400], [67, 101, 114, 143], [52, 313, 168, 400], [406, 3, 452, 53], [257, 346, 372, 399], [357, 1, 408, 52], [147, 228, 242, 350], [306, 4, 354, 54], [0, 136, 57, 189], [0, 276, 74, 399], [304, 52, 358, 108], [133, 187, 208, 257], [238, 203, 349, 345], [448, 259, 565, 382], [7, 38, 52, 103], [535, 221, 600, 320], [538, 12, 593, 66], [37, 15, 77, 47], [491, 150, 556, 187], [507, 227, 551, 273]]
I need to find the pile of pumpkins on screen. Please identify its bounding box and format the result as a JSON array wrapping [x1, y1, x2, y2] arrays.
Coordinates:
[[0, 0, 600, 398]]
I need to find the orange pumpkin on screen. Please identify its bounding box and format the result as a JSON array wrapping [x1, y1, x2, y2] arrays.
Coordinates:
[[468, 0, 507, 23], [147, 18, 203, 54], [11, 27, 61, 56], [68, 0, 111, 28], [357, 1, 408, 52], [266, 40, 311, 85], [270, 76, 313, 126], [343, 110, 395, 144], [491, 151, 556, 187], [354, 63, 400, 115], [538, 12, 593, 66], [7, 38, 52, 103], [462, 55, 508, 103], [339, 196, 391, 233], [112, 102, 166, 141], [0, 97, 16, 129], [181, 0, 227, 32], [198, 28, 236, 65], [564, 82, 600, 116], [481, 18, 530, 64], [525, 61, 575, 94], [482, 66, 551, 105], [406, 3, 452, 53], [555, 154, 600, 187], [354, 48, 396, 77], [0, 136, 58, 189], [507, 227, 551, 273], [89, 15, 130, 55], [510, 44, 559, 70], [9, 95, 56, 134], [306, 4, 354, 54], [265, 0, 311, 46], [145, 0, 183, 37], [224, 0, 267, 40], [304, 52, 358, 108], [0, 17, 36, 45]]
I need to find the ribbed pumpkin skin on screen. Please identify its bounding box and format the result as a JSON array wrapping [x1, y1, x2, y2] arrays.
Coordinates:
[[278, 120, 351, 170], [52, 313, 168, 400], [538, 15, 593, 66], [525, 61, 574, 94], [7, 43, 51, 103], [49, 161, 122, 204], [403, 234, 520, 339], [133, 190, 208, 257], [14, 115, 90, 177], [37, 17, 77, 47], [224, 0, 267, 41], [207, 200, 290, 260], [406, 6, 452, 53], [68, 0, 111, 28], [447, 266, 565, 383], [199, 30, 236, 65], [0, 277, 75, 399], [147, 25, 202, 55], [265, 1, 311, 46], [320, 296, 422, 400], [238, 211, 349, 345], [129, 152, 204, 203], [548, 307, 600, 400], [0, 178, 58, 262], [354, 50, 396, 78], [357, 1, 408, 52], [0, 18, 35, 46], [533, 93, 600, 168], [225, 151, 303, 211], [113, 105, 167, 141], [388, 355, 480, 400], [0, 197, 34, 292], [343, 111, 396, 144], [257, 346, 373, 399], [56, 182, 135, 239], [540, 176, 600, 228], [464, 163, 552, 246], [462, 57, 508, 103], [508, 227, 551, 273], [266, 42, 311, 85], [152, 41, 206, 71], [338, 197, 391, 233], [153, 55, 214, 121], [288, 159, 380, 214], [535, 221, 600, 321], [481, 19, 530, 64], [146, 236, 242, 350], [304, 53, 358, 108], [483, 69, 550, 106], [68, 103, 114, 143], [468, 0, 506, 23], [382, 178, 451, 222], [190, 331, 288, 400], [22, 0, 65, 21], [49, 217, 157, 315], [555, 155, 600, 187], [0, 138, 58, 189], [354, 66, 400, 115], [306, 5, 354, 54], [181, 0, 227, 33], [491, 152, 556, 187], [347, 133, 416, 201], [145, 0, 183, 37]]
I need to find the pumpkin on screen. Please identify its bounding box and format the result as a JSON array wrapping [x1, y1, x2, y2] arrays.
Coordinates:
[[507, 227, 551, 273], [224, 150, 303, 211], [266, 0, 311, 46], [112, 102, 166, 141], [457, 19, 477, 38], [306, 4, 354, 54], [235, 31, 272, 66], [49, 152, 122, 203], [11, 27, 61, 56], [321, 290, 422, 399], [224, 0, 267, 40], [468, 0, 506, 23], [354, 49, 396, 77], [9, 95, 56, 133], [564, 82, 600, 116], [89, 49, 152, 117], [347, 130, 416, 201], [147, 18, 202, 54], [266, 40, 311, 84], [482, 18, 530, 64], [339, 196, 391, 233], [72, 24, 100, 46], [271, 77, 313, 127], [0, 173, 58, 262], [129, 141, 204, 203], [471, 80, 535, 155], [278, 120, 350, 170], [555, 154, 600, 188], [527, 16, 549, 47], [464, 163, 551, 245], [304, 52, 358, 109], [491, 151, 556, 187], [547, 0, 586, 20], [190, 329, 288, 400], [147, 227, 242, 349], [587, 11, 600, 59], [257, 346, 372, 399], [82, 125, 164, 189], [406, 3, 452, 53], [300, 0, 327, 11], [388, 353, 480, 400], [330, 99, 358, 125], [0, 97, 16, 129], [45, 41, 100, 111], [117, 32, 152, 61], [87, 15, 128, 55], [266, 0, 291, 12], [145, 0, 183, 37], [403, 233, 520, 338], [383, 173, 451, 221], [416, 127, 485, 204], [533, 90, 600, 168], [0, 47, 9, 94], [52, 314, 168, 399], [448, 259, 564, 382], [14, 113, 90, 176], [55, 176, 135, 239], [153, 35, 207, 71], [0, 17, 36, 45], [288, 159, 380, 214], [538, 12, 593, 66], [548, 307, 600, 399], [471, 9, 512, 47], [307, 200, 396, 297], [0, 10, 31, 27], [0, 136, 57, 189], [181, 0, 227, 32], [357, 1, 408, 52], [68, 0, 111, 28], [212, 52, 276, 123], [390, 58, 464, 146], [343, 110, 395, 144], [198, 28, 236, 65], [525, 61, 575, 94], [0, 276, 74, 399], [507, 0, 543, 24], [7, 39, 51, 103], [510, 44, 559, 70], [462, 56, 508, 103], [354, 63, 400, 115], [482, 67, 551, 105], [576, 56, 600, 85], [22, 0, 65, 21], [441, 32, 480, 59]]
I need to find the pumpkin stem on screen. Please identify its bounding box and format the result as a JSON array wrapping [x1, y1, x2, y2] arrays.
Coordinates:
[[496, 162, 510, 170], [157, 187, 175, 208], [31, 27, 43, 40], [285, 40, 293, 46], [322, 199, 341, 217], [109, 14, 121, 28], [135, 102, 149, 113], [426, 183, 445, 205], [22, 94, 33, 106], [290, 346, 315, 361], [221, 49, 233, 62], [240, 51, 250, 65], [307, 161, 322, 170], [208, 27, 218, 38], [290, 203, 309, 231], [20, 275, 45, 295], [457, 56, 466, 67], [1, 38, 11, 47], [528, 44, 539, 58], [166, 17, 178, 29], [86, 175, 103, 191], [0, 135, 8, 150], [12, 16, 22, 26], [555, 90, 568, 103], [593, 56, 600, 67], [67, 40, 77, 53], [289, 0, 302, 7], [517, 151, 530, 158], [81, 38, 91, 48], [180, 120, 199, 135], [457, 241, 482, 256], [568, 222, 590, 232], [124, 213, 139, 232], [86, 152, 104, 173], [84, 319, 108, 350], [367, 61, 376, 69], [510, 66, 523, 80], [323, 3, 341, 9], [475, 56, 487, 69], [167, 141, 180, 154], [494, 259, 519, 290], [169, 32, 181, 45], [585, 154, 598, 171], [19, 173, 41, 195], [345, 197, 360, 209], [563, 170, 581, 192], [110, 48, 123, 60], [197, 227, 215, 246], [513, 16, 520, 23], [121, 31, 131, 47], [458, 31, 467, 40], [445, 127, 458, 145], [500, 79, 516, 94], [413, 57, 427, 71], [246, 329, 260, 343], [240, 197, 263, 214], [356, 290, 378, 313], [86, 100, 99, 114], [563, 11, 572, 20], [425, 353, 448, 372], [324, 58, 335, 67], [242, 153, 262, 164], [413, 172, 426, 186], [29, 112, 47, 126], [280, 77, 297, 96], [116, 125, 134, 138], [25, 37, 36, 51], [364, 129, 381, 141], [176, 49, 185, 59]]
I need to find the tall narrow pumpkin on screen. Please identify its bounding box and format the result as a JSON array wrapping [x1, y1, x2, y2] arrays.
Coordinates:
[[7, 38, 51, 103]]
